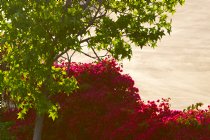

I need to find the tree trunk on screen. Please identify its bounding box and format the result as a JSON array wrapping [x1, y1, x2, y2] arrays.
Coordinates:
[[33, 114, 44, 140]]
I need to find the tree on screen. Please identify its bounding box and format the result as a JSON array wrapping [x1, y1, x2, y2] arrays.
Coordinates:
[[0, 0, 184, 140]]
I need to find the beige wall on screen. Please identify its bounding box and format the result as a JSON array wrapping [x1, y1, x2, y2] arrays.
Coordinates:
[[123, 0, 210, 109], [70, 0, 210, 110]]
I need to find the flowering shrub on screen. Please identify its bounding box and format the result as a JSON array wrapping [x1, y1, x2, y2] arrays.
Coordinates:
[[1, 59, 210, 140], [47, 58, 141, 140], [111, 100, 210, 140]]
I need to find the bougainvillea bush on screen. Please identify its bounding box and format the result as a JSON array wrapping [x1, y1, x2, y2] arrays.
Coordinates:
[[1, 59, 210, 140]]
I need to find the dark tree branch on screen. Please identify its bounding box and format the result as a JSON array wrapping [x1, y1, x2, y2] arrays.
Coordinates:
[[69, 50, 76, 63], [66, 50, 76, 74], [64, 0, 72, 10], [78, 50, 96, 59], [53, 36, 89, 61], [54, 0, 107, 62], [77, 0, 104, 36], [90, 45, 101, 61], [80, 37, 92, 43], [81, 0, 91, 10], [66, 52, 71, 74]]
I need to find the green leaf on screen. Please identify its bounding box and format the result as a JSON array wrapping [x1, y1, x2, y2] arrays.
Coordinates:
[[48, 104, 59, 121], [0, 0, 184, 120], [17, 112, 25, 120]]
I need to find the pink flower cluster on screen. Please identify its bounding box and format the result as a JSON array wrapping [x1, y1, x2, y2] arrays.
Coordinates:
[[1, 59, 210, 140]]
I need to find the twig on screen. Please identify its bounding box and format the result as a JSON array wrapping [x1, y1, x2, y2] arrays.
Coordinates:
[[54, 0, 107, 61], [90, 46, 101, 61], [77, 0, 104, 36]]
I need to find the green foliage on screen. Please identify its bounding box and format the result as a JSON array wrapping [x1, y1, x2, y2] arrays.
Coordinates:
[[183, 102, 204, 112], [0, 0, 184, 120], [0, 70, 3, 92], [0, 121, 16, 140]]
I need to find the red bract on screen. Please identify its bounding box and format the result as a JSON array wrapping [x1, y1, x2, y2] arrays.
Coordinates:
[[1, 59, 210, 140]]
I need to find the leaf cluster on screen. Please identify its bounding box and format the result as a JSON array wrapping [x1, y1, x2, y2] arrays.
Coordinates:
[[0, 0, 184, 119]]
